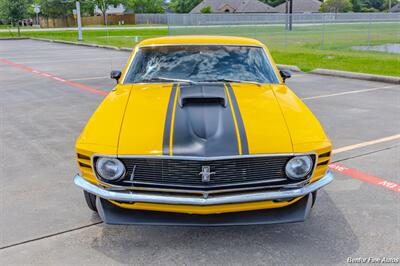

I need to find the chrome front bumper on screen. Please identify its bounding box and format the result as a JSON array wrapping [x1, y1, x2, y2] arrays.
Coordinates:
[[74, 171, 333, 206]]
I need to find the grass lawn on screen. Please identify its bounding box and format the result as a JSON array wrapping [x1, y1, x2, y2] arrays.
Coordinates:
[[0, 25, 35, 29], [1, 22, 399, 76], [0, 24, 164, 29]]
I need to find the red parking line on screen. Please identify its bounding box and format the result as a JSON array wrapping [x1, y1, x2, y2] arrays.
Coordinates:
[[329, 163, 400, 193], [0, 58, 108, 96]]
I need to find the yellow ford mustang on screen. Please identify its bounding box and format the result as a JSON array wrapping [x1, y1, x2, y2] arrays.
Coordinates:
[[74, 36, 333, 225]]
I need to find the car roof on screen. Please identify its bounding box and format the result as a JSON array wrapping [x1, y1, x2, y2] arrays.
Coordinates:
[[137, 35, 265, 47]]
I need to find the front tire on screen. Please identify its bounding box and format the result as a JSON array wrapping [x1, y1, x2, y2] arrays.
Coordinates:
[[83, 191, 97, 212]]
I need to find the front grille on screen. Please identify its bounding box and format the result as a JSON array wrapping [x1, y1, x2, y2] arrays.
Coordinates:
[[97, 156, 315, 191]]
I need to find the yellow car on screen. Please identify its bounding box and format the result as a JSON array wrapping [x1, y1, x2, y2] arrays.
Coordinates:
[[74, 36, 333, 225]]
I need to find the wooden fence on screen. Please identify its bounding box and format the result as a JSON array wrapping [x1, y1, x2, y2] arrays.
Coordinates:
[[39, 14, 135, 28], [39, 17, 75, 28]]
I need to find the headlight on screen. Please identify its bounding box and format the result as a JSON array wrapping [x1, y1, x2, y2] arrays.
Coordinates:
[[285, 155, 313, 180], [95, 157, 125, 181]]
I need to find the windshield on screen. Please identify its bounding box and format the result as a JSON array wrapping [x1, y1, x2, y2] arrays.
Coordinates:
[[124, 45, 279, 84]]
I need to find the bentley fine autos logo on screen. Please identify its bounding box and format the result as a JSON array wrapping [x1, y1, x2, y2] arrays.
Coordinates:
[[199, 166, 216, 182]]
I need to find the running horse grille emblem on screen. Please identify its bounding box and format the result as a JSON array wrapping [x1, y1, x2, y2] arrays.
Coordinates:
[[199, 166, 216, 182]]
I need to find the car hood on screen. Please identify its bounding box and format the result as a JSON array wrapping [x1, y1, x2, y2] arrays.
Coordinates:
[[116, 83, 294, 156]]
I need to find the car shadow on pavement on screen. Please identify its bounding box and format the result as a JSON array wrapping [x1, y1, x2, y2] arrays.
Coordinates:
[[91, 190, 358, 265]]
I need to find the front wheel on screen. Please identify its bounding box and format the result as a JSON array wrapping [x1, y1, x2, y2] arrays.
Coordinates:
[[311, 191, 318, 207], [83, 191, 97, 212]]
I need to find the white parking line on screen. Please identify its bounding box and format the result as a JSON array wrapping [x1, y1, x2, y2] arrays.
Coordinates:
[[332, 134, 400, 154], [69, 76, 109, 81], [0, 53, 108, 60], [302, 85, 399, 100]]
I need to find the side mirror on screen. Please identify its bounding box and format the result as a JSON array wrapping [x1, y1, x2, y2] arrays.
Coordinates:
[[110, 70, 122, 83], [279, 70, 291, 83]]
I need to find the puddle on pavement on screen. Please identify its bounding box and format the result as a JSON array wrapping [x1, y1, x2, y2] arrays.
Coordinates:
[[352, 43, 400, 54]]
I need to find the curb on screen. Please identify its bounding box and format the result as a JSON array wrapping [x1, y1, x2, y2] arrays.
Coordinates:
[[29, 37, 133, 52], [276, 64, 301, 72], [310, 68, 400, 85], [0, 37, 30, 40]]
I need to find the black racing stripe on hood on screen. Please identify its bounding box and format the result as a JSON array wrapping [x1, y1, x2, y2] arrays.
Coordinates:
[[162, 84, 177, 155], [226, 84, 249, 155], [171, 84, 239, 157]]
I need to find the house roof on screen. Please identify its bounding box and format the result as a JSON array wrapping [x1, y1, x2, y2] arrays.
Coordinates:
[[190, 0, 276, 13], [390, 3, 400, 12], [275, 0, 321, 13]]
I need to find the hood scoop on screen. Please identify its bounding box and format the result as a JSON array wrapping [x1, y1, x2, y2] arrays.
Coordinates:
[[179, 85, 227, 108], [171, 84, 239, 156]]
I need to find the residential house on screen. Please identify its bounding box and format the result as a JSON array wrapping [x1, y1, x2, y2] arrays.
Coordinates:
[[275, 0, 321, 13], [390, 3, 400, 12], [94, 4, 126, 15], [190, 0, 276, 13]]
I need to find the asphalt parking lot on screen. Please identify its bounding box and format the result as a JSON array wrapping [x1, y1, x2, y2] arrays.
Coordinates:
[[0, 39, 399, 265]]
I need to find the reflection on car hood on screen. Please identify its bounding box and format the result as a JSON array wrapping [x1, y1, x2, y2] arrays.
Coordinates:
[[117, 83, 294, 156]]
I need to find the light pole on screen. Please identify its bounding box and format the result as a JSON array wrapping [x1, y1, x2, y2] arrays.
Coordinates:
[[76, 0, 83, 41], [285, 0, 288, 30], [288, 0, 293, 31]]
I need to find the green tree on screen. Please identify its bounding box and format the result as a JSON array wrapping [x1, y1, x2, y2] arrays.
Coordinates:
[[126, 0, 164, 13], [26, 0, 40, 18], [361, 6, 379, 10], [320, 0, 353, 12], [365, 0, 384, 9], [351, 0, 362, 11], [0, 0, 31, 35], [80, 0, 97, 16], [40, 0, 74, 18], [39, 0, 74, 27], [169, 0, 202, 13], [200, 5, 212, 13]]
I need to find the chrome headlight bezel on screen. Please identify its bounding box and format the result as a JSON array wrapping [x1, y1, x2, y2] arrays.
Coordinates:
[[94, 157, 126, 181], [285, 155, 313, 180]]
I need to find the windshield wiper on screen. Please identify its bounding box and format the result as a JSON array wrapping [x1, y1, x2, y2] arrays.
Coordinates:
[[138, 77, 196, 84], [200, 78, 261, 85]]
